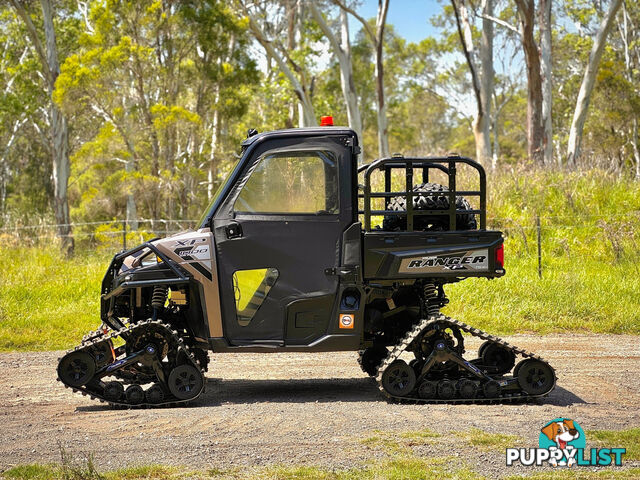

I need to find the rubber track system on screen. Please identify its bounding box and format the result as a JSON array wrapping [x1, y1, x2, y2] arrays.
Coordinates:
[[57, 320, 205, 408], [375, 314, 556, 403]]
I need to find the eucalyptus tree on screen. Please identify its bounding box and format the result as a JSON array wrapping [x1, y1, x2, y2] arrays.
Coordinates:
[[333, 0, 390, 158], [308, 1, 362, 158], [240, 0, 320, 127], [9, 0, 76, 253], [451, 0, 494, 167], [55, 0, 257, 226], [566, 0, 623, 165]]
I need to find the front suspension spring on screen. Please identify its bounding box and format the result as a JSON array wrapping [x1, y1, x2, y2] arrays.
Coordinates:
[[151, 285, 168, 309]]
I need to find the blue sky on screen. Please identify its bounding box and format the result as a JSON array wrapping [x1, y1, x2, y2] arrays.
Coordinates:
[[351, 0, 442, 42]]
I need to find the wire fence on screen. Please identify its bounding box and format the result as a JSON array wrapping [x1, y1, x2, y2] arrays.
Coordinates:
[[0, 213, 636, 236], [0, 218, 200, 250], [0, 212, 638, 277]]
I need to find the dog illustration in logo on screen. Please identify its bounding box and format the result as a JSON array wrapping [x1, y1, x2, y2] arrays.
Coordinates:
[[541, 419, 580, 466]]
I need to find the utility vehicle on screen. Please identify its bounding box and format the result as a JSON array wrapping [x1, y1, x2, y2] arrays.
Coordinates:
[[57, 120, 555, 406]]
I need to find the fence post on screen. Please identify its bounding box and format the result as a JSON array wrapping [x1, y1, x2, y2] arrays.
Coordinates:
[[122, 219, 127, 251], [536, 215, 542, 278]]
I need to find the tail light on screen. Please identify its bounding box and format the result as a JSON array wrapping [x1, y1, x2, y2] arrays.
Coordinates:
[[495, 243, 504, 269]]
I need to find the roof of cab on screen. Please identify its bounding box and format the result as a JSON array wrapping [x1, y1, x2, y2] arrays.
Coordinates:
[[241, 126, 358, 148]]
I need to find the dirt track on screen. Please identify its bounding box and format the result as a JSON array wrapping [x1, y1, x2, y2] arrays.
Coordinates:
[[1, 334, 639, 478]]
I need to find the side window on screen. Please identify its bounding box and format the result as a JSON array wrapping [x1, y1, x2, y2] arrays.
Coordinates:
[[233, 268, 279, 326], [234, 151, 339, 214]]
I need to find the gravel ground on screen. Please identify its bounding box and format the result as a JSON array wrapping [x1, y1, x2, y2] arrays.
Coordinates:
[[1, 334, 639, 478]]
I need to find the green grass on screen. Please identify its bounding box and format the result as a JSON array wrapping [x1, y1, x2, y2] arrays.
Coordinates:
[[589, 428, 640, 461], [444, 253, 640, 335], [8, 460, 640, 480], [0, 248, 109, 351], [1, 168, 640, 351], [1, 465, 59, 480], [1, 458, 482, 480], [4, 428, 640, 480], [454, 428, 522, 450]]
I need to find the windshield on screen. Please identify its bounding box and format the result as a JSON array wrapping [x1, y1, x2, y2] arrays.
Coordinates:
[[197, 157, 242, 228]]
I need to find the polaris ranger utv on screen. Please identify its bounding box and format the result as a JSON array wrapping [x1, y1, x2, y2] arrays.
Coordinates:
[[57, 121, 556, 406]]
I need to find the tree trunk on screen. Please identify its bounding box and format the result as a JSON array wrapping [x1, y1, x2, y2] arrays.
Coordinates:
[[516, 0, 544, 165], [452, 0, 493, 166], [297, 93, 316, 127], [566, 0, 623, 165], [208, 97, 220, 201], [338, 9, 363, 152], [491, 102, 500, 170], [374, 0, 390, 158], [332, 0, 388, 157], [632, 117, 640, 180], [12, 0, 74, 254], [309, 5, 363, 158], [478, 0, 494, 166], [41, 0, 73, 254], [245, 13, 317, 127], [618, 3, 640, 178], [125, 158, 138, 231], [539, 0, 553, 166]]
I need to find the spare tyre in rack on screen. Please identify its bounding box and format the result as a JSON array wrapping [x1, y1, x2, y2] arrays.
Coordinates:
[[382, 182, 477, 231]]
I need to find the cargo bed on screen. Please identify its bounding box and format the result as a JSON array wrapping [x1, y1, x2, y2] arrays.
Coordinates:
[[358, 155, 504, 281]]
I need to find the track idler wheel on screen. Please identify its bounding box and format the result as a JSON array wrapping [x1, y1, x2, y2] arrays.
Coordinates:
[[381, 360, 416, 397], [437, 379, 456, 399], [516, 359, 555, 395], [168, 364, 204, 400], [145, 384, 164, 404], [58, 351, 96, 387], [418, 380, 438, 399], [125, 385, 145, 404], [482, 380, 501, 398], [457, 379, 479, 399], [480, 342, 516, 375], [103, 381, 124, 402]]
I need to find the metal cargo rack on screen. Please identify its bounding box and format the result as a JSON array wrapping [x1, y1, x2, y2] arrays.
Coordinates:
[[358, 154, 487, 232]]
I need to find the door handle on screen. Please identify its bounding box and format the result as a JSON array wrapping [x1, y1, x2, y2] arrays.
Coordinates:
[[325, 265, 359, 277], [225, 222, 243, 239]]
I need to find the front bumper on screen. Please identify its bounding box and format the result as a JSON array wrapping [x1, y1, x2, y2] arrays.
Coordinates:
[[100, 242, 191, 328]]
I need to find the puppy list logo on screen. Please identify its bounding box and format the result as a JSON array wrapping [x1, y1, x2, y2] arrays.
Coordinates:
[[506, 418, 625, 467]]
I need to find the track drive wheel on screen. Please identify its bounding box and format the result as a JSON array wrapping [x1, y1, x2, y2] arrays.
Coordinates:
[[381, 360, 416, 397], [168, 364, 204, 400], [437, 379, 456, 399]]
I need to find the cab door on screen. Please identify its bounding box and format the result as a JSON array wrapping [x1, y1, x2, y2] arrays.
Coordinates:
[[212, 135, 354, 346]]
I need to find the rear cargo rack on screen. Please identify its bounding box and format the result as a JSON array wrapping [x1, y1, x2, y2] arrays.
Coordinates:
[[358, 155, 486, 231]]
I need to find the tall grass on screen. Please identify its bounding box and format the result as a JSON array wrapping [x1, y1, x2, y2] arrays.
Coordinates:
[[445, 168, 640, 334], [0, 168, 638, 352], [0, 248, 108, 351]]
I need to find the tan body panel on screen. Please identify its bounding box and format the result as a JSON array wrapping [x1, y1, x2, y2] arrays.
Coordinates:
[[153, 228, 223, 338]]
